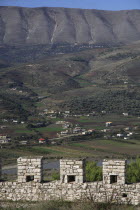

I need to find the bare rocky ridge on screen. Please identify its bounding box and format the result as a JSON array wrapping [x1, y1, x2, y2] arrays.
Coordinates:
[[0, 6, 140, 45]]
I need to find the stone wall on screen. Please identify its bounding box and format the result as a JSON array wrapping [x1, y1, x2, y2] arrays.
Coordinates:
[[17, 157, 43, 183], [60, 159, 85, 183], [103, 159, 126, 185], [0, 157, 140, 205]]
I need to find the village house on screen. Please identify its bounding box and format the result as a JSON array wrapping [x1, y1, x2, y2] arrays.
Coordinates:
[[43, 109, 48, 114], [106, 122, 113, 127], [124, 127, 130, 131], [0, 126, 7, 129], [56, 121, 66, 125], [127, 132, 133, 137], [2, 119, 8, 122], [64, 111, 70, 114], [47, 110, 56, 114], [73, 127, 82, 134], [81, 131, 88, 135], [12, 120, 18, 123], [101, 129, 110, 133], [0, 135, 11, 144], [123, 113, 129, 116], [0, 135, 8, 140], [101, 110, 106, 114], [62, 122, 71, 129], [38, 138, 47, 144], [88, 111, 96, 116], [124, 137, 128, 140], [87, 129, 94, 134], [20, 141, 28, 145], [60, 130, 69, 136], [117, 133, 124, 137], [43, 109, 58, 118]]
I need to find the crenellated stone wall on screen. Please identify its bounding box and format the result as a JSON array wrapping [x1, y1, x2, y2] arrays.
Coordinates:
[[60, 159, 86, 183], [0, 157, 140, 205], [17, 157, 43, 183], [103, 159, 126, 185]]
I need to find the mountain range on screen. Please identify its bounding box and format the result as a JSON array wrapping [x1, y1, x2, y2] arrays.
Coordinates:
[[0, 6, 140, 46]]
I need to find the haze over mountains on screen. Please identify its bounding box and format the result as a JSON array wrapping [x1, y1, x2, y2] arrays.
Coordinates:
[[0, 6, 140, 46]]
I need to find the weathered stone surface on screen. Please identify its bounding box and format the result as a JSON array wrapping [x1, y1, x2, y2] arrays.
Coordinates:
[[17, 157, 43, 183], [103, 159, 126, 185], [60, 159, 86, 184]]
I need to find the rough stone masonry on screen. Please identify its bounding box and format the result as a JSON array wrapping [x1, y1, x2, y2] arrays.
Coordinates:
[[0, 157, 140, 205]]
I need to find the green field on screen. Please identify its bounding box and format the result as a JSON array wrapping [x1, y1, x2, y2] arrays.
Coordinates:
[[1, 138, 140, 165]]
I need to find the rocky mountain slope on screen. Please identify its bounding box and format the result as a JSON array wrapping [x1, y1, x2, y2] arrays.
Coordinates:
[[0, 6, 140, 46]]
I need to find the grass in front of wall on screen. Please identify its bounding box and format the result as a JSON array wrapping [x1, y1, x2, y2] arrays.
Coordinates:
[[0, 200, 136, 210]]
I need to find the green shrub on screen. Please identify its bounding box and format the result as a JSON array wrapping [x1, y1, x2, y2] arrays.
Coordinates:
[[52, 171, 60, 180], [126, 158, 140, 183], [86, 161, 102, 182], [1, 200, 135, 210]]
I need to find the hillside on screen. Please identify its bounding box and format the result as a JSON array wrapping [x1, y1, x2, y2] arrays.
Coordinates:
[[0, 42, 140, 120], [0, 6, 140, 46]]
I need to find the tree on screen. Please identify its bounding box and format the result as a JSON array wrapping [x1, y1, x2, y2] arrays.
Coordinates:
[[86, 161, 102, 182], [126, 158, 140, 183]]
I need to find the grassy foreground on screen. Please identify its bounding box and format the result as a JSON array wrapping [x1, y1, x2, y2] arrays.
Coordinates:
[[0, 200, 137, 210]]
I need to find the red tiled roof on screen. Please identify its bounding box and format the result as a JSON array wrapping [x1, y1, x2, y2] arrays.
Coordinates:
[[39, 138, 45, 141]]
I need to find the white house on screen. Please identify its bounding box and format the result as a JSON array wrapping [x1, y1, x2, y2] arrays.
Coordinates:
[[117, 134, 124, 137]]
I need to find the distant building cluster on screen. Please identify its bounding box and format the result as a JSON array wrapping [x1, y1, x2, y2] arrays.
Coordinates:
[[0, 135, 11, 144]]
